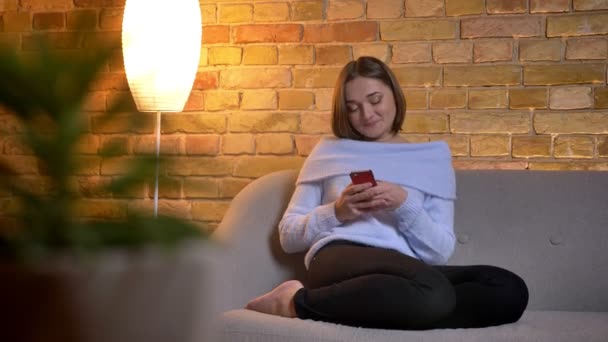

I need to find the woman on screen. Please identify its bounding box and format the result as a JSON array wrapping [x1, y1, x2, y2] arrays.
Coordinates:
[[246, 56, 528, 330]]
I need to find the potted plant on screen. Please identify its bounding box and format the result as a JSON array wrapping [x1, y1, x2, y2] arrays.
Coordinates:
[[0, 35, 214, 342]]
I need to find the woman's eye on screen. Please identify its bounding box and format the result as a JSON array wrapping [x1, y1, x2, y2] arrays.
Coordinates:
[[347, 105, 358, 112], [370, 95, 382, 104]]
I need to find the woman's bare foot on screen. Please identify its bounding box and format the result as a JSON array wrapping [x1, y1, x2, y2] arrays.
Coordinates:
[[245, 280, 304, 318]]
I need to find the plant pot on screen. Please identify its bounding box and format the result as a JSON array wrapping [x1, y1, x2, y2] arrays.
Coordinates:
[[0, 240, 218, 342]]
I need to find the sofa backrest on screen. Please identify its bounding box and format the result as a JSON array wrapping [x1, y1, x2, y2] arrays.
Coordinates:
[[211, 169, 608, 313]]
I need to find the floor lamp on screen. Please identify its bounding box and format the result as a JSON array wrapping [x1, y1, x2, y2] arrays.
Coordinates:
[[121, 0, 202, 216]]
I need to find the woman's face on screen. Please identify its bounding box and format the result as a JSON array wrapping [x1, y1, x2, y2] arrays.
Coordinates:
[[344, 76, 398, 142]]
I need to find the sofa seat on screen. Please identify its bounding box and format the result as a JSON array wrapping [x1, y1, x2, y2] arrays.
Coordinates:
[[218, 309, 608, 342]]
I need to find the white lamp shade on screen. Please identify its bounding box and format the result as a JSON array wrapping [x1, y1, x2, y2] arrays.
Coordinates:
[[122, 0, 202, 112]]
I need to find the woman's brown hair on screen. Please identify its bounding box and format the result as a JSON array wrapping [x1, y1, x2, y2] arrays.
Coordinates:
[[331, 56, 406, 140]]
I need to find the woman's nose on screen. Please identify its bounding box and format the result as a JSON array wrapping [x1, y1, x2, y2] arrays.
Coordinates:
[[360, 103, 374, 119]]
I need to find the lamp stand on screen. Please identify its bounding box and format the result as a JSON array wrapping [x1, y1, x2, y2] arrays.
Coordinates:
[[154, 110, 161, 217]]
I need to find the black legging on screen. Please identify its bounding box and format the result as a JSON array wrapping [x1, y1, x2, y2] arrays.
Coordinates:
[[293, 241, 529, 330]]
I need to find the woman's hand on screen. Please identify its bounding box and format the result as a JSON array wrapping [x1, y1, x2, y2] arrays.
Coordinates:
[[334, 181, 408, 222], [366, 181, 408, 211], [334, 182, 376, 222]]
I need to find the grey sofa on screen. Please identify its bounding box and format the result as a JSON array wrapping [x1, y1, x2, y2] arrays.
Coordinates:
[[209, 169, 608, 341]]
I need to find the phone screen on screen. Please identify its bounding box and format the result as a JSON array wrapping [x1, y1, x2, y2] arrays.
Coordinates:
[[349, 170, 377, 186]]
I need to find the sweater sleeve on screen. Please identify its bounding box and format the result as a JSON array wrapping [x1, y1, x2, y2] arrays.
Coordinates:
[[278, 182, 342, 254], [393, 187, 455, 265]]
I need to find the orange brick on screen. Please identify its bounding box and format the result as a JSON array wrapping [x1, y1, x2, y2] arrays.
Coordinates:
[[519, 39, 562, 61], [229, 112, 299, 132], [524, 64, 605, 85], [444, 65, 521, 86], [549, 86, 593, 109], [451, 112, 530, 133], [192, 71, 219, 90], [3, 12, 31, 32], [66, 10, 97, 30], [192, 201, 229, 222], [392, 66, 442, 87], [241, 90, 277, 110], [165, 157, 233, 176], [534, 112, 608, 134], [204, 90, 240, 111], [403, 90, 428, 110], [292, 1, 323, 21], [232, 156, 305, 178], [185, 135, 220, 156], [468, 89, 508, 109], [243, 45, 277, 65], [554, 135, 594, 158], [403, 113, 449, 133], [202, 25, 230, 44], [430, 89, 466, 109], [254, 2, 289, 22], [22, 0, 71, 10], [474, 40, 512, 63], [76, 199, 127, 219], [470, 135, 510, 157], [573, 0, 608, 11], [33, 12, 65, 30], [184, 91, 205, 112], [0, 33, 20, 49], [99, 8, 121, 30], [222, 68, 292, 89], [598, 136, 608, 157], [90, 72, 129, 91], [301, 112, 331, 134], [91, 113, 155, 134], [209, 46, 242, 65], [327, 0, 364, 20], [131, 135, 180, 155], [279, 91, 314, 110], [219, 178, 251, 198], [566, 38, 608, 60], [314, 89, 334, 111], [255, 133, 294, 154], [446, 0, 484, 16], [512, 135, 551, 158], [219, 4, 252, 23], [353, 43, 390, 62], [294, 135, 322, 156], [453, 160, 528, 170], [278, 45, 314, 65], [461, 17, 542, 38], [162, 113, 226, 134], [435, 134, 469, 157], [486, 0, 527, 13], [73, 0, 122, 8], [510, 88, 547, 109], [235, 24, 302, 43], [294, 68, 341, 88], [316, 45, 352, 65], [433, 41, 472, 63], [1, 0, 18, 11], [547, 13, 608, 37], [530, 0, 569, 12], [367, 0, 403, 18], [406, 0, 444, 17], [304, 22, 378, 43], [392, 43, 431, 63], [184, 178, 219, 199], [381, 20, 456, 40], [201, 4, 216, 25], [595, 88, 608, 108], [222, 134, 255, 155]]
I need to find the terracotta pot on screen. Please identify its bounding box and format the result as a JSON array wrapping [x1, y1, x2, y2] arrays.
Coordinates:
[[0, 241, 217, 342]]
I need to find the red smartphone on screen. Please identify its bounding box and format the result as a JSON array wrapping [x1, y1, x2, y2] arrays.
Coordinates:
[[349, 170, 377, 186]]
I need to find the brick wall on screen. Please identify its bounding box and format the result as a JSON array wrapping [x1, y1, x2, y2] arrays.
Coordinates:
[[1, 0, 607, 228]]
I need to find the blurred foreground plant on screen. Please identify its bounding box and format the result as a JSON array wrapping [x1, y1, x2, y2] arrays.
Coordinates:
[[0, 35, 203, 261]]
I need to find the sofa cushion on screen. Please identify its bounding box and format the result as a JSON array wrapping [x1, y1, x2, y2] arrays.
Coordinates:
[[217, 309, 608, 342]]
